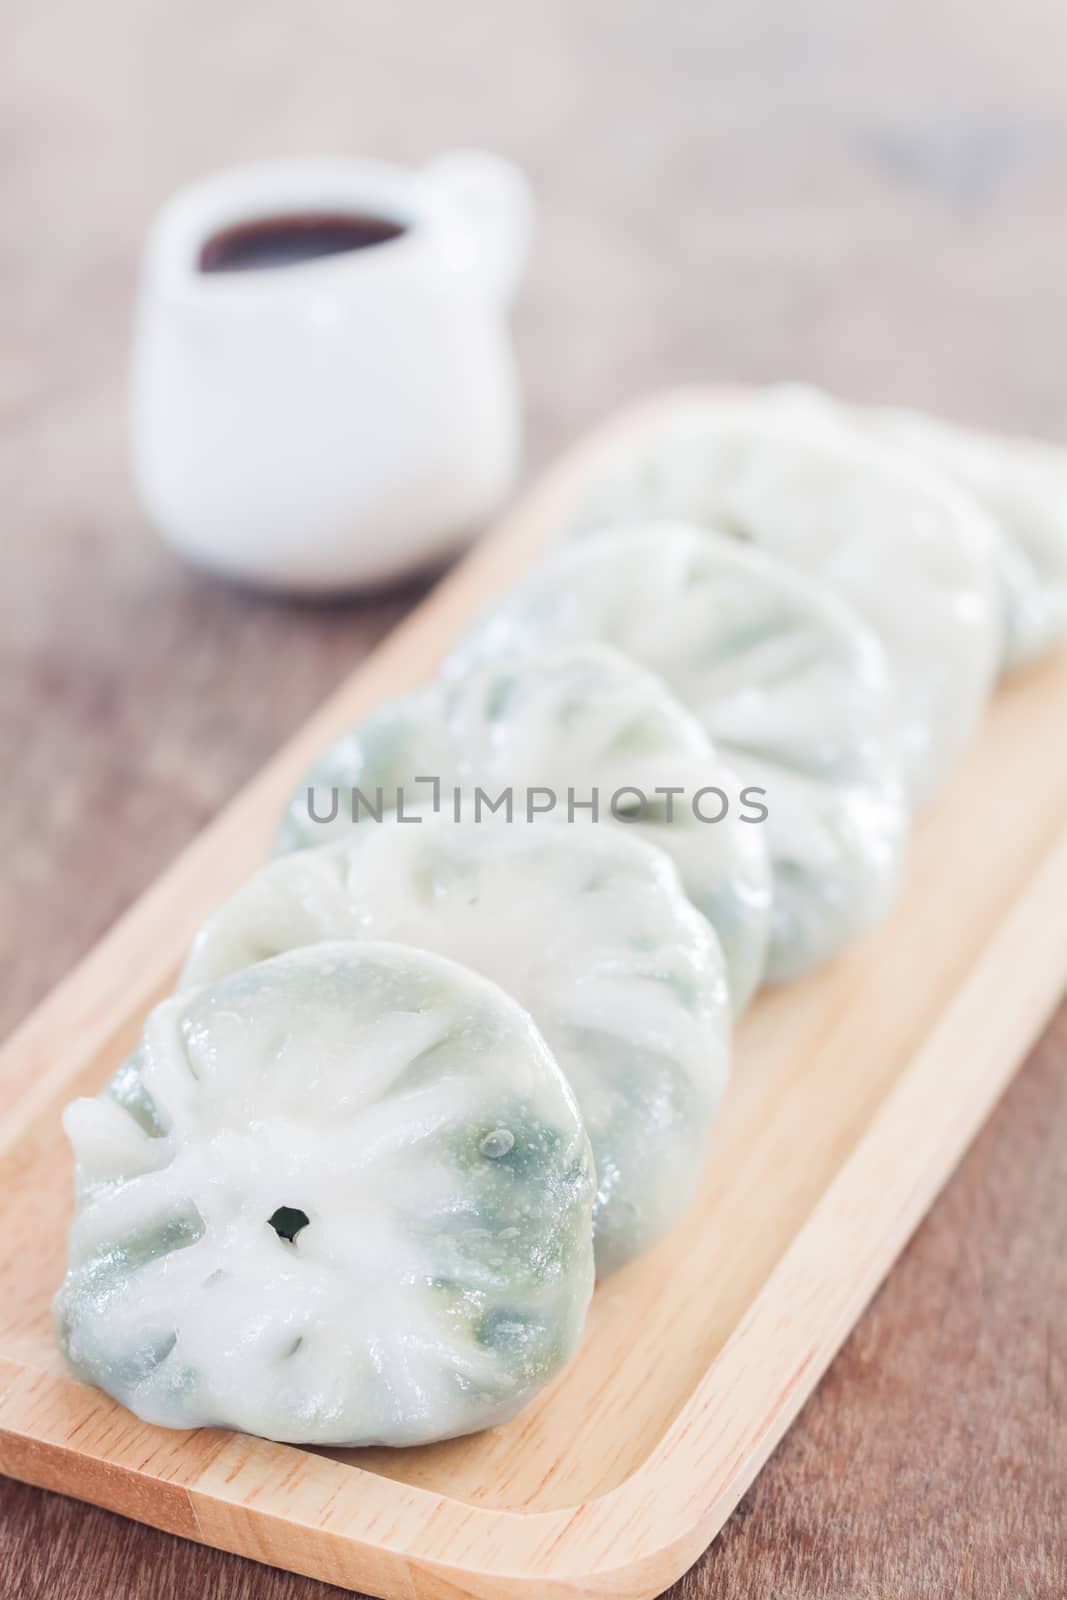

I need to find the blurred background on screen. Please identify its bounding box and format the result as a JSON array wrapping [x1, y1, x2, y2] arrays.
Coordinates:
[[4, 5, 1067, 1592], [8, 0, 1067, 1024]]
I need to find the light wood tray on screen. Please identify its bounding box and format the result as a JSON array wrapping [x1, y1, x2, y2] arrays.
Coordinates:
[[3, 392, 1067, 1600]]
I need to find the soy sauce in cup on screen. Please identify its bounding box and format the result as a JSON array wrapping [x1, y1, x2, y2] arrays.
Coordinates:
[[199, 211, 407, 272], [133, 152, 532, 591]]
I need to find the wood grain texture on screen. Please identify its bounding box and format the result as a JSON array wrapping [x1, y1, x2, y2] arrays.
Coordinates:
[[2, 0, 1066, 1596], [2, 388, 1067, 1599]]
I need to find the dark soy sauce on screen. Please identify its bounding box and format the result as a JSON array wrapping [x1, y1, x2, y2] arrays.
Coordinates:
[[199, 211, 408, 273]]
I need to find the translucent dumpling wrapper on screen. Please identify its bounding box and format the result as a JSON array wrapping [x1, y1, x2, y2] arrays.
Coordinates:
[[54, 942, 596, 1447], [183, 815, 731, 1276], [276, 642, 772, 1013], [565, 402, 1003, 804], [449, 527, 910, 982], [274, 683, 453, 859]]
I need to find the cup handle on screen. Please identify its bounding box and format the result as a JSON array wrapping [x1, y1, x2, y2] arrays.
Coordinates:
[[423, 148, 532, 307]]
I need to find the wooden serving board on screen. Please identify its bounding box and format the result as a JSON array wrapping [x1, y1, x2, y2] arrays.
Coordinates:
[[3, 390, 1067, 1600]]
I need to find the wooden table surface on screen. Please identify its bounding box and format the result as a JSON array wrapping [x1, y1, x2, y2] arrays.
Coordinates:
[[3, 1, 1066, 1595]]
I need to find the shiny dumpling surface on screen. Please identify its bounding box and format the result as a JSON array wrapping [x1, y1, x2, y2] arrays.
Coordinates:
[[184, 815, 731, 1276], [54, 942, 596, 1446], [275, 642, 772, 1014], [450, 527, 910, 983], [566, 404, 1003, 804]]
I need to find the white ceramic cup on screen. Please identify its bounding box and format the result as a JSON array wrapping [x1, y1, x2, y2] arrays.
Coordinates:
[[130, 152, 532, 591]]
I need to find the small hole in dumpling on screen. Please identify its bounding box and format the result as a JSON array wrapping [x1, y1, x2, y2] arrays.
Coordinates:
[[268, 1206, 310, 1244]]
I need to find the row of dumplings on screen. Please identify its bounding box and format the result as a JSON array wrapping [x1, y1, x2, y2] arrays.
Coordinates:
[[55, 386, 1067, 1449]]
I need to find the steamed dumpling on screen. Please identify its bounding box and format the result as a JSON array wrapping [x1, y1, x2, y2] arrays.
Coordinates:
[[54, 942, 596, 1446], [276, 642, 772, 1012], [274, 683, 449, 857], [184, 815, 731, 1276], [567, 404, 1003, 803], [822, 398, 1067, 671], [450, 527, 909, 982]]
